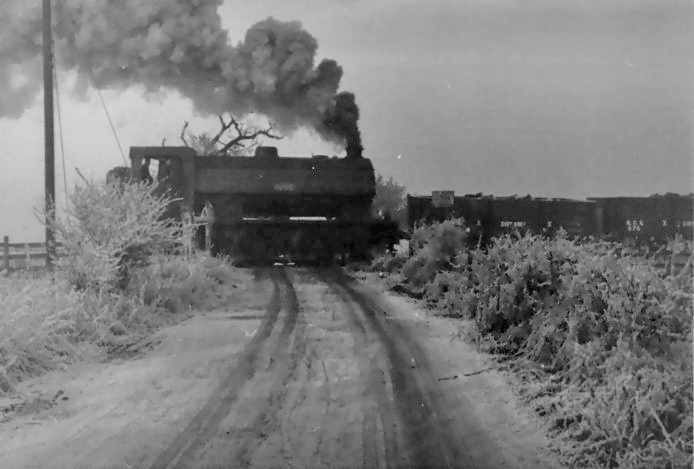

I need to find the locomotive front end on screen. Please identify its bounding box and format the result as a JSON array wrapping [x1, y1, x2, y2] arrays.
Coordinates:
[[129, 145, 399, 264]]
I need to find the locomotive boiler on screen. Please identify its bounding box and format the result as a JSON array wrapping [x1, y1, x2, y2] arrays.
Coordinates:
[[129, 145, 399, 263]]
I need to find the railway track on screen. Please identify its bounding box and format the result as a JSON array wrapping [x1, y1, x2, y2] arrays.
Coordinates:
[[146, 266, 521, 469]]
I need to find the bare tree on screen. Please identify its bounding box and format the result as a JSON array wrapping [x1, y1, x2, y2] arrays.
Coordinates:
[[180, 114, 282, 156]]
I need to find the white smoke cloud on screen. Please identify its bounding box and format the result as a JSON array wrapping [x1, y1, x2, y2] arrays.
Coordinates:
[[0, 0, 360, 149]]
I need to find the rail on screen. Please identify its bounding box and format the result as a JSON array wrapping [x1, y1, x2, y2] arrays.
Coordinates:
[[1, 236, 63, 271]]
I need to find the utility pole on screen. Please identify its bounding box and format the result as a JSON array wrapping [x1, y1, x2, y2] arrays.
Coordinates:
[[43, 0, 55, 268]]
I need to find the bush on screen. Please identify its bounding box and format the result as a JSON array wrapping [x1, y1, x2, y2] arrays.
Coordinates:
[[372, 174, 407, 228], [423, 271, 468, 316], [385, 223, 693, 468], [401, 219, 467, 288], [0, 273, 111, 395], [49, 173, 186, 292], [0, 177, 241, 399], [128, 253, 237, 315], [0, 253, 240, 398], [462, 236, 691, 468], [371, 251, 408, 274]]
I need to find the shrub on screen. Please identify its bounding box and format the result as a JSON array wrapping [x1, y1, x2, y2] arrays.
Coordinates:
[[401, 219, 468, 287], [0, 273, 109, 396], [423, 271, 467, 316], [49, 173, 186, 292], [128, 253, 237, 315], [385, 223, 693, 468], [0, 176, 241, 399], [371, 252, 408, 274], [0, 253, 241, 398], [372, 174, 407, 228]]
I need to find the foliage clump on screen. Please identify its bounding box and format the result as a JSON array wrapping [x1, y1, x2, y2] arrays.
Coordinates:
[[50, 175, 186, 292], [0, 177, 240, 402], [402, 219, 467, 288], [372, 174, 408, 227], [379, 223, 693, 469]]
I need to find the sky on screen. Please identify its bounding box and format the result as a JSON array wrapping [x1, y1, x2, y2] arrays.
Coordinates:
[[1, 0, 692, 241]]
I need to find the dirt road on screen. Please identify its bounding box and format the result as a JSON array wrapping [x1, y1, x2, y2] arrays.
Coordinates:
[[0, 267, 560, 469]]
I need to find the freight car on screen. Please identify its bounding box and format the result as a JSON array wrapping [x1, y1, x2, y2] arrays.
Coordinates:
[[588, 195, 693, 244], [129, 145, 399, 264], [407, 192, 693, 244]]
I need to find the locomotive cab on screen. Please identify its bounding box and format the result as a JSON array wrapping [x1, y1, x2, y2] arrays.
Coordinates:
[[129, 146, 196, 220]]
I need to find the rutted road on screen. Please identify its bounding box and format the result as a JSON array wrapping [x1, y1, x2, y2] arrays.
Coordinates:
[[150, 267, 553, 469], [0, 267, 560, 469]]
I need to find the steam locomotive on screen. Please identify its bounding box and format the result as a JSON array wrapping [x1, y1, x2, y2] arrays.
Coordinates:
[[129, 145, 399, 263], [407, 192, 693, 245]]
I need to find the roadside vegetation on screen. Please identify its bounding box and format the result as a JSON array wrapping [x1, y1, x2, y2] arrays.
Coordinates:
[[0, 176, 239, 403], [374, 220, 693, 469], [372, 174, 407, 228]]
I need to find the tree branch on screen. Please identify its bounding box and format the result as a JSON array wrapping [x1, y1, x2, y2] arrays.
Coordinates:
[[180, 121, 189, 147], [219, 122, 282, 153], [208, 115, 234, 148], [181, 115, 283, 156]]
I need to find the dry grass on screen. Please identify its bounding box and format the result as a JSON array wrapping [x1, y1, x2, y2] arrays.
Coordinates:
[[0, 272, 98, 394], [0, 253, 240, 399]]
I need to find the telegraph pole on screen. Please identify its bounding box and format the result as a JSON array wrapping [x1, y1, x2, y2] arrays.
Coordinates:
[[43, 0, 55, 268]]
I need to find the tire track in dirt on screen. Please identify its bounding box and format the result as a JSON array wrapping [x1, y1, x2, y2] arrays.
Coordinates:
[[273, 267, 391, 469], [149, 267, 284, 469], [238, 268, 374, 468], [163, 267, 306, 468], [319, 273, 397, 469], [326, 268, 465, 469], [154, 266, 489, 468], [224, 267, 306, 468]]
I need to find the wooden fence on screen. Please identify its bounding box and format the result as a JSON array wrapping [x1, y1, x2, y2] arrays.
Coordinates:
[[2, 236, 62, 271]]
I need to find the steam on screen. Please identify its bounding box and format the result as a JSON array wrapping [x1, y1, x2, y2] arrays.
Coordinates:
[[0, 0, 362, 154]]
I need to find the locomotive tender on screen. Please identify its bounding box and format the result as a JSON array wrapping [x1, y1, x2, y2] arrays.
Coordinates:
[[129, 145, 399, 263]]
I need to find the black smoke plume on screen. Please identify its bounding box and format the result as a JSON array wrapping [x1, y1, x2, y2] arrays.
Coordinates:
[[0, 0, 362, 154], [320, 92, 362, 158]]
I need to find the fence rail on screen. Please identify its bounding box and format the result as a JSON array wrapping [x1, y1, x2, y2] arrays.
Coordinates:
[[2, 236, 63, 271]]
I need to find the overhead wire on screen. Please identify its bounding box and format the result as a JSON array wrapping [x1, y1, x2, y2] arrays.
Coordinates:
[[52, 0, 69, 216], [53, 58, 69, 211], [52, 2, 127, 175], [86, 64, 128, 166], [95, 85, 128, 166]]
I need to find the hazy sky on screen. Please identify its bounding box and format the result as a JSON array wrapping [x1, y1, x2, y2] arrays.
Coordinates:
[[1, 0, 692, 241]]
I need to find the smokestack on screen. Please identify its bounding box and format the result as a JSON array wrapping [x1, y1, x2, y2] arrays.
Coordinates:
[[346, 144, 363, 159], [0, 1, 363, 155]]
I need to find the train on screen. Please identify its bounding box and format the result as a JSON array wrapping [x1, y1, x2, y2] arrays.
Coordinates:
[[407, 192, 693, 246], [127, 145, 400, 264]]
